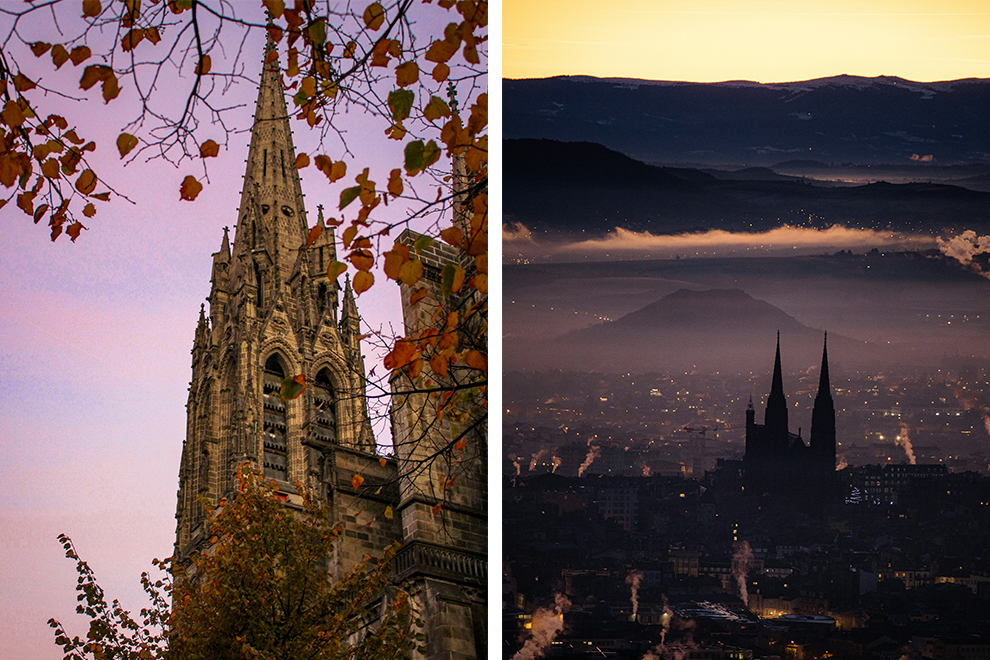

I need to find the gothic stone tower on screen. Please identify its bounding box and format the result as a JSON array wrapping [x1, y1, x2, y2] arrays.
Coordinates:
[[744, 333, 836, 503], [174, 40, 400, 576], [390, 151, 488, 660]]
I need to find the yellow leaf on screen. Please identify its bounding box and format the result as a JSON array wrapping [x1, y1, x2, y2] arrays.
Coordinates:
[[423, 96, 451, 122], [440, 226, 463, 248], [75, 169, 97, 195], [300, 76, 316, 98], [353, 271, 374, 295], [117, 133, 138, 158], [397, 259, 423, 286], [342, 225, 357, 248], [384, 505, 393, 519], [410, 287, 428, 306], [179, 175, 202, 201], [294, 153, 309, 169], [199, 139, 220, 158], [362, 2, 385, 29], [351, 473, 364, 489], [474, 273, 488, 294], [326, 260, 347, 281], [395, 61, 419, 87], [330, 160, 346, 182]]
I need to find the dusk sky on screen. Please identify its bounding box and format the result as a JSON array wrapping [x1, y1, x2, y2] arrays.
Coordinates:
[[504, 0, 990, 83], [0, 4, 466, 656]]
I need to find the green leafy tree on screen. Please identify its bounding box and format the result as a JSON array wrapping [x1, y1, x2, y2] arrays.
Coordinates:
[[49, 466, 421, 660]]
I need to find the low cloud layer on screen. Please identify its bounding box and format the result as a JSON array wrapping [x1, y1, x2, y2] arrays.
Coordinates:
[[504, 223, 935, 263]]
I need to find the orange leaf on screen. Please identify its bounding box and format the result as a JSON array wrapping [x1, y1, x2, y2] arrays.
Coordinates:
[[51, 45, 69, 69], [379, 457, 387, 467], [330, 160, 346, 182], [432, 63, 450, 83], [410, 287, 428, 305], [382, 249, 406, 280], [82, 0, 101, 18], [430, 353, 449, 378], [384, 340, 416, 370], [75, 169, 97, 195], [431, 502, 442, 517], [1, 101, 26, 128], [117, 133, 138, 158], [351, 473, 364, 489], [353, 270, 374, 295], [82, 203, 96, 218], [395, 61, 419, 87], [307, 224, 324, 247], [280, 374, 306, 400], [196, 55, 211, 76], [199, 139, 220, 158], [294, 153, 309, 169], [179, 175, 202, 201], [350, 249, 374, 272], [454, 437, 467, 450], [440, 226, 463, 248], [341, 225, 357, 248], [326, 260, 347, 281], [463, 350, 486, 371], [362, 2, 385, 29], [69, 46, 92, 66], [387, 168, 403, 197]]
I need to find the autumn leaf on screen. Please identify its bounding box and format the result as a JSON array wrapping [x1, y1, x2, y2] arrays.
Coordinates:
[[1, 101, 26, 128], [326, 260, 347, 281], [387, 89, 414, 122], [350, 249, 374, 271], [395, 61, 419, 87], [351, 473, 364, 489], [430, 354, 449, 378], [384, 340, 416, 370], [199, 140, 220, 158], [385, 168, 403, 197], [431, 502, 442, 517], [440, 263, 465, 297], [454, 436, 467, 450], [362, 2, 385, 29], [179, 175, 203, 201], [413, 234, 433, 252], [463, 350, 486, 371], [117, 133, 138, 158], [279, 374, 306, 401], [398, 259, 423, 286], [66, 222, 85, 242], [30, 42, 52, 57], [75, 169, 97, 195], [294, 153, 309, 169], [379, 457, 387, 467], [409, 287, 428, 305], [13, 73, 37, 93], [79, 64, 108, 90], [384, 505, 393, 519], [353, 271, 374, 295], [82, 203, 96, 218], [262, 0, 284, 18], [339, 186, 360, 210], [51, 45, 69, 69], [196, 55, 211, 76], [440, 227, 463, 248], [82, 0, 101, 18], [432, 63, 450, 83], [307, 224, 324, 247], [425, 38, 458, 64], [69, 46, 92, 66], [121, 29, 144, 52], [423, 96, 451, 122]]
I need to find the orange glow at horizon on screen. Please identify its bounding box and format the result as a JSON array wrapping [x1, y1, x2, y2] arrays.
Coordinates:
[[504, 0, 990, 83]]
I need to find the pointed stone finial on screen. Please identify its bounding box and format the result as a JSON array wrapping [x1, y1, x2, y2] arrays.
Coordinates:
[[199, 303, 206, 322], [218, 226, 231, 262]]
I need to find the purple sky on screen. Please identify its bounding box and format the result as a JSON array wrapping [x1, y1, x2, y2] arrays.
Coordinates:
[[0, 11, 470, 655]]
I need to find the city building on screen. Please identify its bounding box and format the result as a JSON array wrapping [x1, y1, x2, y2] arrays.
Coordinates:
[[173, 40, 485, 659]]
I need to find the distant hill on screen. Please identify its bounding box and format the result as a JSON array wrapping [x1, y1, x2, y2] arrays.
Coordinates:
[[503, 138, 990, 237], [508, 288, 886, 373], [504, 75, 990, 167]]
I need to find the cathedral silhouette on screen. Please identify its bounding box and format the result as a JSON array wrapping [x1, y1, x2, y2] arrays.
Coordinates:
[[744, 333, 837, 502]]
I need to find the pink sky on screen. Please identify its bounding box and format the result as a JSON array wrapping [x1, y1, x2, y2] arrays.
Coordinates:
[[0, 7, 471, 654]]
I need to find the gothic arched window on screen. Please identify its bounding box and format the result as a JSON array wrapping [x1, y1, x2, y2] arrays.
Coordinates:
[[313, 369, 337, 444], [262, 354, 288, 481]]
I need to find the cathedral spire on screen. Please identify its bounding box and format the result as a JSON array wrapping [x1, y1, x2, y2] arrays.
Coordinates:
[[765, 331, 788, 440], [817, 331, 831, 395], [231, 35, 309, 280]]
